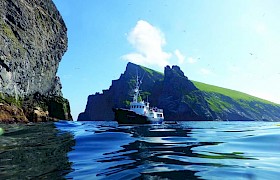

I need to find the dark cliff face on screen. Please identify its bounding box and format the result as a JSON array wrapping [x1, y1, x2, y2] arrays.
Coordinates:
[[158, 66, 215, 120], [79, 62, 280, 121], [0, 0, 72, 122]]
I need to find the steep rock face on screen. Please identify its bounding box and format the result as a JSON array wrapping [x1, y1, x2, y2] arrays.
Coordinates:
[[79, 62, 280, 121], [0, 0, 72, 122], [158, 66, 215, 120]]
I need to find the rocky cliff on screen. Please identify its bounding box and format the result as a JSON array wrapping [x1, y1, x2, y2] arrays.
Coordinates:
[[78, 62, 280, 121], [0, 0, 72, 122]]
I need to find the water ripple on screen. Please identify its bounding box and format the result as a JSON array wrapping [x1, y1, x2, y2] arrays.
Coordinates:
[[61, 121, 280, 180], [1, 121, 280, 179]]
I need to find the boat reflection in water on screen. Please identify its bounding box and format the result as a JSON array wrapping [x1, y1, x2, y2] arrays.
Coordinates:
[[96, 124, 201, 179]]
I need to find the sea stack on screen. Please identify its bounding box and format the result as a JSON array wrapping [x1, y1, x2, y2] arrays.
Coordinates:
[[0, 0, 72, 122]]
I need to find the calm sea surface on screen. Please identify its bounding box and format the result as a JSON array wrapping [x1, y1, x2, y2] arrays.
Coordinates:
[[1, 121, 280, 179]]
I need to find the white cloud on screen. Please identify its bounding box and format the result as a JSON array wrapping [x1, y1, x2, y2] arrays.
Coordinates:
[[187, 57, 197, 64], [122, 20, 171, 68], [200, 68, 211, 75], [174, 49, 185, 65]]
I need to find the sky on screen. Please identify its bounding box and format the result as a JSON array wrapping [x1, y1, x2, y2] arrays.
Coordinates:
[[53, 0, 280, 120]]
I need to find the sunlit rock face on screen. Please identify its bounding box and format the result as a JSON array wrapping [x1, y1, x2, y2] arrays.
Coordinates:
[[0, 0, 66, 97], [0, 0, 72, 122]]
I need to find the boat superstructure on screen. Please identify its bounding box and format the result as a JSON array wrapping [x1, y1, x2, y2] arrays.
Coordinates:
[[113, 74, 164, 124]]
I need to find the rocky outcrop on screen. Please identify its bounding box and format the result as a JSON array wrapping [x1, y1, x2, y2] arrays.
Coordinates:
[[0, 103, 28, 123], [0, 0, 72, 122], [79, 62, 280, 121], [158, 66, 215, 120]]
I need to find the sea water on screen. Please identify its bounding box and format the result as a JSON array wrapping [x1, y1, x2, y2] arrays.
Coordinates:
[[1, 121, 280, 179]]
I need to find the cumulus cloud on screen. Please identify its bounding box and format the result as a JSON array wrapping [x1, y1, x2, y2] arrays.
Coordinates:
[[122, 20, 171, 68], [174, 49, 185, 65]]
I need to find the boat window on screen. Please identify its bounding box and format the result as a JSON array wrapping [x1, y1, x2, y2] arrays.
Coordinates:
[[157, 114, 162, 117]]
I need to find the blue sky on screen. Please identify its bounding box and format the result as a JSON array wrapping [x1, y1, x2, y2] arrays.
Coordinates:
[[53, 0, 280, 120]]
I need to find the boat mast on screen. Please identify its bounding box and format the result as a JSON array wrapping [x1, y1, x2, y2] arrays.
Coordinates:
[[133, 74, 141, 102]]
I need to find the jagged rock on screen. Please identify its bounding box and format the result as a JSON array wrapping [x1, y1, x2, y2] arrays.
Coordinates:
[[22, 93, 72, 122], [0, 103, 28, 123], [159, 65, 209, 120], [0, 0, 72, 122], [33, 107, 49, 122]]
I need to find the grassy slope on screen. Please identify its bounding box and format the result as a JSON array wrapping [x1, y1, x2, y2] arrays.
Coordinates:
[[139, 63, 280, 107], [140, 65, 164, 76], [192, 81, 279, 106]]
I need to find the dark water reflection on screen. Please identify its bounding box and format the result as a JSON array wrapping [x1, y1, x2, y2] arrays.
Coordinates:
[[0, 122, 75, 179]]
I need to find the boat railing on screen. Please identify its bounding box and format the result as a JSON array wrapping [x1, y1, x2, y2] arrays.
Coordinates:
[[150, 108, 163, 113]]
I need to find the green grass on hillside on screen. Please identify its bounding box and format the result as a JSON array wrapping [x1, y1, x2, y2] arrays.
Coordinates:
[[192, 81, 278, 106], [0, 93, 23, 108], [140, 65, 164, 76]]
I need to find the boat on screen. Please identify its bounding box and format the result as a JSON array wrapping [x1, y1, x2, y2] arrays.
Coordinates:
[[113, 74, 164, 124]]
